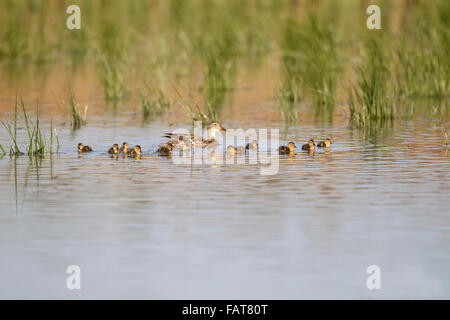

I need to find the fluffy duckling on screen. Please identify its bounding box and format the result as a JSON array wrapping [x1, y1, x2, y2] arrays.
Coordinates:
[[120, 142, 129, 154], [157, 144, 173, 156], [278, 142, 296, 155], [226, 145, 245, 155], [108, 143, 120, 154], [78, 143, 93, 153], [301, 139, 315, 151], [245, 141, 258, 151], [129, 145, 142, 156], [317, 138, 332, 148]]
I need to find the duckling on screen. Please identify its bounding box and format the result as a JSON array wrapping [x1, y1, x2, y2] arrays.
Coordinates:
[[78, 143, 93, 153], [278, 142, 296, 155], [226, 145, 245, 155], [120, 142, 129, 154], [245, 140, 259, 151], [301, 139, 315, 151], [156, 144, 173, 156], [129, 145, 142, 156], [108, 143, 120, 154], [317, 138, 332, 148]]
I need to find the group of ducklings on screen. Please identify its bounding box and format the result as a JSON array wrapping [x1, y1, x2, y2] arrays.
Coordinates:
[[77, 122, 332, 157], [278, 138, 332, 155], [77, 142, 141, 156]]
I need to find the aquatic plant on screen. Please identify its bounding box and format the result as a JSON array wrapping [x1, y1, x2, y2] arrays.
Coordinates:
[[0, 97, 57, 156], [69, 92, 86, 130], [139, 86, 171, 123], [349, 33, 395, 127], [277, 84, 298, 124]]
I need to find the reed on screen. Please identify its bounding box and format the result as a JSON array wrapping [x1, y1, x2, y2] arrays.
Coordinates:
[[69, 91, 85, 130], [139, 86, 171, 123], [349, 33, 395, 127]]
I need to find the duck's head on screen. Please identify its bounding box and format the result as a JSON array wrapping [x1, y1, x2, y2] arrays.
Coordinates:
[[134, 145, 141, 154], [207, 122, 226, 139], [308, 139, 315, 148], [288, 141, 297, 151], [122, 142, 128, 149], [324, 138, 332, 148], [226, 145, 237, 154], [77, 143, 84, 151]]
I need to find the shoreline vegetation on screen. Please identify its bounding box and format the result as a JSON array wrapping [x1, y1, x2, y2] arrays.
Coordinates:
[[0, 0, 448, 136]]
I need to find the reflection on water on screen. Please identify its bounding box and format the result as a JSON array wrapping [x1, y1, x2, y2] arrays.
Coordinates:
[[0, 118, 449, 299]]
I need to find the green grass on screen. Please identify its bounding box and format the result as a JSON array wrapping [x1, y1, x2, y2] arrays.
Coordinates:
[[139, 85, 171, 123], [0, 97, 58, 156], [69, 91, 86, 130], [349, 33, 395, 127]]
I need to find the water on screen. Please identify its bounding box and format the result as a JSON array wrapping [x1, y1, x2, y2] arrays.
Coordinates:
[[0, 115, 449, 299]]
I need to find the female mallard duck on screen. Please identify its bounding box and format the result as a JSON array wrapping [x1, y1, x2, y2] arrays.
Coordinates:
[[108, 143, 120, 154], [301, 139, 315, 151], [226, 145, 245, 155], [245, 140, 258, 151], [78, 143, 93, 153], [120, 142, 129, 154], [317, 138, 332, 148], [129, 145, 142, 156], [279, 142, 296, 155], [163, 122, 226, 148]]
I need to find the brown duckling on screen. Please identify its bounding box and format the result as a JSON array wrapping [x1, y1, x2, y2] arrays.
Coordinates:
[[317, 138, 332, 148], [108, 143, 120, 154], [226, 145, 245, 155], [245, 140, 258, 151], [120, 142, 129, 154], [278, 142, 296, 155], [129, 145, 142, 156], [301, 139, 315, 151], [78, 143, 93, 153], [157, 144, 173, 156]]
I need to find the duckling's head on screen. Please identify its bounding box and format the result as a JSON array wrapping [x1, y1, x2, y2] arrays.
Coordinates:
[[78, 143, 84, 151], [324, 138, 331, 148], [308, 139, 315, 148], [208, 122, 226, 139], [122, 142, 128, 148], [227, 145, 237, 154], [246, 140, 258, 150], [134, 145, 141, 154], [288, 141, 297, 151]]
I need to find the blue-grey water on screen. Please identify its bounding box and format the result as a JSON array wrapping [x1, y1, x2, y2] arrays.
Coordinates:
[[0, 117, 449, 299]]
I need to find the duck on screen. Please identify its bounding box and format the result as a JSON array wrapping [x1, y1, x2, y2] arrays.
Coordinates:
[[108, 143, 120, 154], [129, 145, 142, 156], [163, 122, 226, 148], [245, 140, 258, 151], [120, 142, 129, 154], [156, 144, 173, 156], [226, 145, 245, 155], [317, 138, 332, 148], [78, 143, 93, 153], [301, 139, 315, 151], [278, 142, 296, 155]]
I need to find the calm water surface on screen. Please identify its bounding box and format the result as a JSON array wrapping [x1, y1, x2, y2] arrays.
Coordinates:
[[0, 115, 449, 299]]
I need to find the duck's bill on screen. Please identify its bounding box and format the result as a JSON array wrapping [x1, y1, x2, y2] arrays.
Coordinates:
[[220, 126, 226, 132]]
